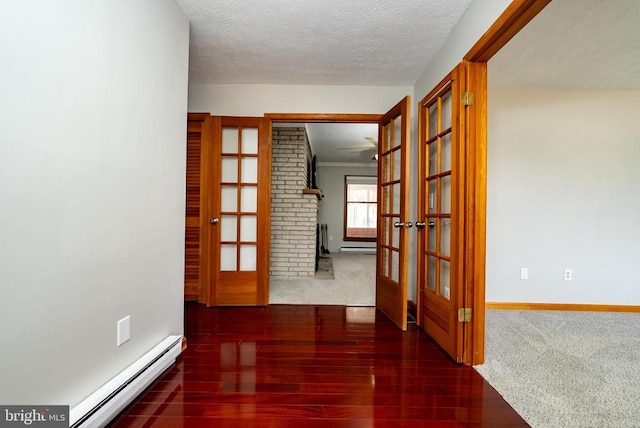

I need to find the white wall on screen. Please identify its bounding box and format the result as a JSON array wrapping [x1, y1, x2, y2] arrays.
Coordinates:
[[189, 84, 412, 116], [413, 0, 512, 97], [0, 0, 189, 406], [318, 164, 378, 253], [486, 88, 640, 304]]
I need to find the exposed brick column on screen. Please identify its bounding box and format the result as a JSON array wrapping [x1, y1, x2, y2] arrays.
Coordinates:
[[270, 128, 318, 278]]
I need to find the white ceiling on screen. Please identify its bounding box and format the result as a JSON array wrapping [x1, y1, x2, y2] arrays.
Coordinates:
[[176, 0, 640, 164], [490, 0, 640, 89], [174, 0, 473, 85]]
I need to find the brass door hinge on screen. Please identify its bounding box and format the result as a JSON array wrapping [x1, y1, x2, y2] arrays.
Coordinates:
[[458, 308, 472, 323], [461, 91, 475, 106]]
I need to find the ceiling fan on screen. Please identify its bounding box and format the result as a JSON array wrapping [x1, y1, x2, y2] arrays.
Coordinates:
[[337, 136, 378, 160]]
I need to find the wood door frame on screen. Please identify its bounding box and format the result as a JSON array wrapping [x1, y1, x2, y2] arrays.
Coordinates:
[[458, 0, 552, 364], [265, 113, 384, 298]]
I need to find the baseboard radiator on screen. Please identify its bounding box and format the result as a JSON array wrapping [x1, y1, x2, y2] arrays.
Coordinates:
[[70, 335, 182, 428], [340, 246, 376, 254]]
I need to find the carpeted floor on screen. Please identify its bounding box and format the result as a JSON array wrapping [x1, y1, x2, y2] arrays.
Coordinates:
[[269, 253, 375, 305], [475, 310, 640, 427]]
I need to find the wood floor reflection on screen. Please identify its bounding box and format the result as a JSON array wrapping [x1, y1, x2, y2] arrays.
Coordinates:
[[110, 304, 528, 427]]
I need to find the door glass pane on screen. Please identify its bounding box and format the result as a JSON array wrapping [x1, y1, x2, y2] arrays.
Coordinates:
[[391, 250, 399, 283], [392, 117, 402, 149], [241, 186, 257, 212], [239, 245, 257, 271], [392, 150, 401, 181], [382, 217, 390, 245], [392, 183, 400, 214], [440, 218, 450, 256], [240, 215, 257, 242], [382, 185, 390, 214], [220, 215, 237, 242], [441, 133, 452, 172], [442, 91, 452, 130], [222, 128, 239, 153], [241, 128, 258, 154], [440, 260, 450, 300], [441, 175, 451, 214], [220, 244, 237, 271], [392, 217, 400, 249], [383, 124, 390, 152], [221, 186, 238, 212], [428, 142, 438, 176], [241, 157, 258, 183], [427, 217, 437, 252], [382, 154, 390, 182], [428, 104, 438, 138], [428, 180, 437, 214], [221, 157, 238, 183], [427, 256, 436, 291]]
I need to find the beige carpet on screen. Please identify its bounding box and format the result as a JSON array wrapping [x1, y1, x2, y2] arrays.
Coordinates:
[[475, 310, 640, 427], [269, 253, 375, 305]]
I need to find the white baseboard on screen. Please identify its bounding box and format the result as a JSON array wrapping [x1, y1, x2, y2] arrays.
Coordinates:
[[70, 335, 182, 428], [340, 246, 376, 254]]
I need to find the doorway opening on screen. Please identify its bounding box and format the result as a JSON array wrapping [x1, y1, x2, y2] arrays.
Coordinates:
[[268, 118, 380, 306]]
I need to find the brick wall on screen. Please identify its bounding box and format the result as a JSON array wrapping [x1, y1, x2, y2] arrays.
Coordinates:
[[270, 128, 318, 278]]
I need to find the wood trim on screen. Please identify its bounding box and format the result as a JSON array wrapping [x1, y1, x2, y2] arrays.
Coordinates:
[[462, 61, 488, 366], [199, 115, 213, 306], [208, 116, 222, 306], [486, 302, 640, 313], [257, 117, 272, 306], [464, 0, 552, 62], [302, 188, 323, 200], [265, 113, 382, 123], [181, 336, 187, 352]]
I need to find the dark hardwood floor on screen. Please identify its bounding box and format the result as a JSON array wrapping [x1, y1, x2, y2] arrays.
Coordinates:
[[110, 303, 528, 427]]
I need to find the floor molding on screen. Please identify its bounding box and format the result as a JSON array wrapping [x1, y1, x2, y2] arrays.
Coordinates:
[[486, 302, 640, 313]]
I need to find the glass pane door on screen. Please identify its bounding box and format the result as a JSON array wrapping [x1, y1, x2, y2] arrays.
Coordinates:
[[220, 126, 259, 272], [424, 86, 453, 300]]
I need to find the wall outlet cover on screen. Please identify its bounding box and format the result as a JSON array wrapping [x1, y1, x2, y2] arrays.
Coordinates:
[[117, 316, 131, 346]]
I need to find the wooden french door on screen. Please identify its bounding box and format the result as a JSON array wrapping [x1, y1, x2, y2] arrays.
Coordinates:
[[208, 116, 271, 306], [376, 97, 411, 331], [417, 64, 466, 361]]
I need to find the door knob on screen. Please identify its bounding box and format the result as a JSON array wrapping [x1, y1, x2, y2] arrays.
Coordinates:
[[393, 221, 413, 229], [210, 218, 219, 225], [428, 221, 436, 228], [415, 221, 426, 229]]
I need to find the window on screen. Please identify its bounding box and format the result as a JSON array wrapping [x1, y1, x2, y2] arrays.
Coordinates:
[[344, 175, 377, 241]]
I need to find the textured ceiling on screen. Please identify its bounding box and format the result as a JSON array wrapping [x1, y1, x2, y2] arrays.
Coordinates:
[[175, 0, 473, 85], [490, 0, 640, 89]]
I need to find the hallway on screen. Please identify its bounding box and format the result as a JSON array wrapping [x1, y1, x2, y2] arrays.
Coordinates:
[[110, 303, 527, 427]]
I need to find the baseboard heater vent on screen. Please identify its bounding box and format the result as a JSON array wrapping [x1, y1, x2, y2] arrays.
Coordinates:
[[340, 246, 376, 254], [70, 334, 182, 428]]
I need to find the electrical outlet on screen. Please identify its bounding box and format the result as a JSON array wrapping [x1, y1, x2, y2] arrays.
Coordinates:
[[117, 316, 131, 346], [564, 269, 572, 281], [520, 267, 529, 280], [329, 235, 333, 241]]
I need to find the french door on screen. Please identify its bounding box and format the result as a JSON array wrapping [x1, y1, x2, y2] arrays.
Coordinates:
[[209, 116, 271, 305], [417, 64, 466, 361], [376, 97, 411, 331]]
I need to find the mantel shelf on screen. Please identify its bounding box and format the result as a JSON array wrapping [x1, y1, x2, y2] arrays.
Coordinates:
[[302, 188, 324, 200]]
